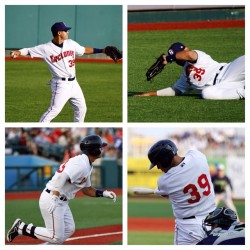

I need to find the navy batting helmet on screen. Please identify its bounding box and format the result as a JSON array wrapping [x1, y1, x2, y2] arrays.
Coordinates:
[[204, 207, 237, 227], [148, 139, 178, 170], [80, 135, 107, 156]]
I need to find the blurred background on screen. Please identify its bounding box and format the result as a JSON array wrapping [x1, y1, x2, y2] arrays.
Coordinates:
[[5, 127, 123, 191], [128, 127, 245, 244]]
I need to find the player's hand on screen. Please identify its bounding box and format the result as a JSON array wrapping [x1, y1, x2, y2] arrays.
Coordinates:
[[47, 195, 59, 213], [162, 54, 168, 65], [103, 190, 116, 202], [10, 51, 21, 59]]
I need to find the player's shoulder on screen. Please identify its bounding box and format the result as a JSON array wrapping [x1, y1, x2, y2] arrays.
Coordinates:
[[65, 39, 79, 45], [66, 154, 92, 173], [186, 149, 205, 157], [66, 153, 87, 164], [193, 50, 207, 56]]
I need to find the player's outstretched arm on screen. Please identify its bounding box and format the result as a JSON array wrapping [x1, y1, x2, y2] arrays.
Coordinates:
[[10, 48, 30, 58], [136, 91, 158, 96], [84, 47, 105, 54], [83, 46, 122, 63], [136, 87, 176, 97], [10, 50, 21, 58], [82, 186, 116, 202], [175, 50, 198, 63]]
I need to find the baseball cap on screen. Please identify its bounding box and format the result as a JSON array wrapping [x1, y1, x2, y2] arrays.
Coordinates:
[[217, 163, 225, 170], [168, 42, 186, 56], [51, 22, 71, 36]]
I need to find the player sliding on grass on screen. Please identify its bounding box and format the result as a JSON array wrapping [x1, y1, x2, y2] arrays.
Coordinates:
[[134, 139, 216, 245], [10, 22, 122, 123], [138, 42, 245, 100], [6, 135, 116, 245]]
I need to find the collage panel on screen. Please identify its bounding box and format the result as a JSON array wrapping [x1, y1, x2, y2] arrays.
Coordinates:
[[2, 2, 247, 248], [127, 5, 245, 122], [5, 127, 122, 245], [5, 5, 122, 123], [127, 126, 245, 245]]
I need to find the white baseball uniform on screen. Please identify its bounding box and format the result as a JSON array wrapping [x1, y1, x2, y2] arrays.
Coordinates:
[[159, 51, 245, 99], [154, 150, 216, 245], [20, 154, 93, 244], [24, 39, 87, 122]]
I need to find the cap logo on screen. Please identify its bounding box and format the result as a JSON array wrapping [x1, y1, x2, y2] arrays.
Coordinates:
[[168, 49, 174, 55]]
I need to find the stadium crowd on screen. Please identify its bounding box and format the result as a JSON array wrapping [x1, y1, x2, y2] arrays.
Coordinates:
[[129, 128, 244, 158], [169, 128, 244, 157], [5, 128, 123, 163]]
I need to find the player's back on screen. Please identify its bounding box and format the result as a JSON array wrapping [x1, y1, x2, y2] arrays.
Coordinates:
[[156, 150, 215, 218]]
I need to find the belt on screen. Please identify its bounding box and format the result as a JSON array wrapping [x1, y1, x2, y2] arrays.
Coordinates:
[[213, 66, 224, 85], [45, 189, 67, 201], [61, 77, 75, 81], [182, 216, 196, 220]]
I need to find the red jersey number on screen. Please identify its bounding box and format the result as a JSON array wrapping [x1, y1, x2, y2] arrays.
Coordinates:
[[193, 66, 205, 81], [183, 174, 211, 204], [186, 65, 205, 81], [57, 161, 68, 173], [68, 59, 75, 67]]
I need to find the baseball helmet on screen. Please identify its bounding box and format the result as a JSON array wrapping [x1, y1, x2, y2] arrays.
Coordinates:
[[204, 207, 237, 227], [148, 139, 178, 170], [167, 42, 186, 56], [80, 135, 107, 156]]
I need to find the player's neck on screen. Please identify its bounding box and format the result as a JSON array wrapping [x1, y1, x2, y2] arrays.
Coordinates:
[[52, 37, 64, 47]]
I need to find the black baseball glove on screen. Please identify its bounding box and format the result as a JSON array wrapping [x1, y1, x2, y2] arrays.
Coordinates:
[[104, 46, 122, 63], [146, 54, 166, 81]]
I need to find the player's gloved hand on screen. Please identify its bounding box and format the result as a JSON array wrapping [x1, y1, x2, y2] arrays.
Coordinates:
[[103, 190, 116, 202], [47, 195, 59, 213]]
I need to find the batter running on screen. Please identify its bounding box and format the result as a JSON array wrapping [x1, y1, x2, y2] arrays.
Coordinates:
[[10, 22, 122, 122], [6, 135, 117, 244], [138, 42, 245, 99]]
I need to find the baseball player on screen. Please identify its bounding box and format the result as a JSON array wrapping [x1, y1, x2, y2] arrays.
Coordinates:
[[6, 135, 117, 244], [212, 164, 239, 219], [147, 139, 216, 245], [197, 207, 245, 245], [10, 22, 122, 122], [138, 42, 245, 99]]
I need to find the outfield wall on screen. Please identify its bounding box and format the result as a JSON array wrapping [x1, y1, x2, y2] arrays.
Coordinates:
[[128, 5, 244, 11], [5, 5, 122, 49]]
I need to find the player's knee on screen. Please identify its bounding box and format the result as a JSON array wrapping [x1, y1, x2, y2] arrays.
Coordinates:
[[67, 224, 75, 237], [52, 235, 65, 244], [52, 106, 64, 115]]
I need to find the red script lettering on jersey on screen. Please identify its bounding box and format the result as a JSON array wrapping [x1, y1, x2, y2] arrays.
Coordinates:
[[50, 50, 74, 63]]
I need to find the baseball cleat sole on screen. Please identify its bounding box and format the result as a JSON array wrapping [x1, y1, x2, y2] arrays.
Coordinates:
[[6, 218, 22, 242]]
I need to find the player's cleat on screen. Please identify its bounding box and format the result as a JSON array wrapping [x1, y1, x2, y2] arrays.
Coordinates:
[[6, 218, 22, 242]]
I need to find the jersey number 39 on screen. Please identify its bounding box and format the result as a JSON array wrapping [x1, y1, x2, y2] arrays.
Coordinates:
[[183, 173, 211, 204]]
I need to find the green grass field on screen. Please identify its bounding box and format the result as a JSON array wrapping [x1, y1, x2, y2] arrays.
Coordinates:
[[5, 61, 122, 122], [5, 196, 122, 234], [128, 197, 245, 245], [128, 28, 245, 122]]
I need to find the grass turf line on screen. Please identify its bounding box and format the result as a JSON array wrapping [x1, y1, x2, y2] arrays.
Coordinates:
[[5, 196, 122, 234], [5, 61, 122, 122]]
